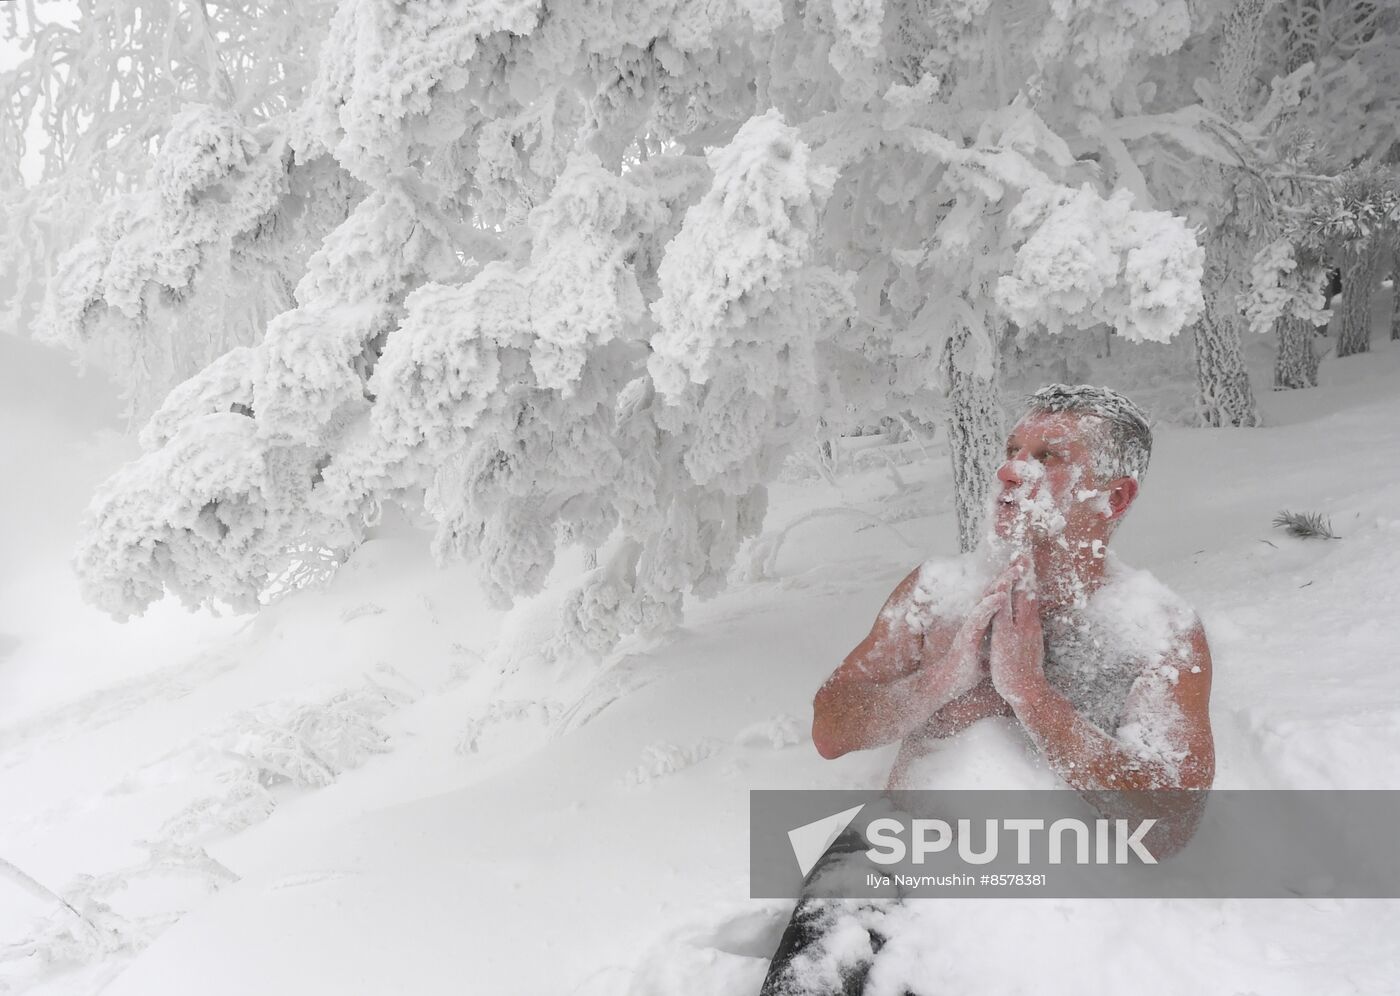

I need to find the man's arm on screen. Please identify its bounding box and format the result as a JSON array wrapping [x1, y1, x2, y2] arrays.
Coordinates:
[[1006, 621, 1215, 793], [812, 569, 930, 759], [812, 567, 1007, 759], [918, 677, 1015, 740]]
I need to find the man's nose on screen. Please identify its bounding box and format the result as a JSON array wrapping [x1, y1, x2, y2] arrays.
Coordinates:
[[997, 458, 1020, 487]]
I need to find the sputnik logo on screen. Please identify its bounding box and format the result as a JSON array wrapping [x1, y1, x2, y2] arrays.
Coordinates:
[[787, 804, 865, 877]]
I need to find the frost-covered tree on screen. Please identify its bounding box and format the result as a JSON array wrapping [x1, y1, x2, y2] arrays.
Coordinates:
[[1, 0, 341, 408], [1244, 235, 1330, 388], [1184, 0, 1275, 424], [34, 104, 360, 414], [1238, 126, 1335, 391], [1144, 0, 1400, 402], [1095, 0, 1400, 416], [12, 0, 1220, 655], [1269, 0, 1400, 160], [1258, 1, 1400, 362], [1025, 0, 1281, 427], [1284, 163, 1400, 357], [1139, 0, 1295, 425]]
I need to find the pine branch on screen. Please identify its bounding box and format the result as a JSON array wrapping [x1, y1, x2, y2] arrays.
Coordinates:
[[1272, 510, 1340, 540]]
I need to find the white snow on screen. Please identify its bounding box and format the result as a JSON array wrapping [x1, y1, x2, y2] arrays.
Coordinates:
[[4, 323, 1400, 993]]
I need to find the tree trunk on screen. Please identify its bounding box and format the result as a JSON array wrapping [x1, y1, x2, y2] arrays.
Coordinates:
[[1215, 0, 1268, 119], [941, 317, 1004, 553], [1335, 244, 1384, 357], [1391, 267, 1399, 341], [1273, 315, 1319, 389], [1192, 233, 1260, 426], [1193, 296, 1260, 426]]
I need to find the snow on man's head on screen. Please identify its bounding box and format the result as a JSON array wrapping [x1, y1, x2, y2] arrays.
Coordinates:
[[1021, 384, 1152, 483]]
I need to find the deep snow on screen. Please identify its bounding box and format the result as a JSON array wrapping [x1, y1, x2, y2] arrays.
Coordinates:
[[3, 309, 1400, 994]]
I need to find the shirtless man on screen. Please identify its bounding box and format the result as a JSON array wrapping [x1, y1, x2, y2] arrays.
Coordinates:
[[760, 385, 1214, 996], [812, 384, 1215, 798]]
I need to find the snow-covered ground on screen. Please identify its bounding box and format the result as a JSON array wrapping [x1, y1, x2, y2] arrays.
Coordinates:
[[4, 310, 1400, 994]]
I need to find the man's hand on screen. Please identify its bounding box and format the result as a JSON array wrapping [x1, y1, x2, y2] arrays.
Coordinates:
[[814, 561, 1016, 759], [933, 589, 1006, 703], [914, 555, 1029, 714], [988, 558, 1049, 709], [880, 560, 1026, 753]]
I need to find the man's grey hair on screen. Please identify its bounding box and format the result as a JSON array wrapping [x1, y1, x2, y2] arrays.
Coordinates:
[[1021, 384, 1153, 482]]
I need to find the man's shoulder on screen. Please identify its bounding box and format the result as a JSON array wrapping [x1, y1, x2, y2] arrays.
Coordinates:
[[1099, 556, 1196, 610], [910, 551, 993, 614], [1091, 557, 1202, 644], [876, 552, 988, 632]]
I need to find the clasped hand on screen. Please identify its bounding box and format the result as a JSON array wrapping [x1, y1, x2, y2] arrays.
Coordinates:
[[914, 552, 1046, 718], [987, 555, 1047, 708]]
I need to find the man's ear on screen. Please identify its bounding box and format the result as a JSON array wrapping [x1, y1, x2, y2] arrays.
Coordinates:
[[1105, 476, 1139, 520]]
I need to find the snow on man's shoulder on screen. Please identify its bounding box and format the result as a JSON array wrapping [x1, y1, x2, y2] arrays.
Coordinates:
[[1088, 556, 1200, 663], [872, 552, 986, 634], [908, 550, 995, 620]]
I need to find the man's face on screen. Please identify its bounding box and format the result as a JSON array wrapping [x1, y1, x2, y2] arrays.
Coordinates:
[[992, 411, 1119, 545]]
